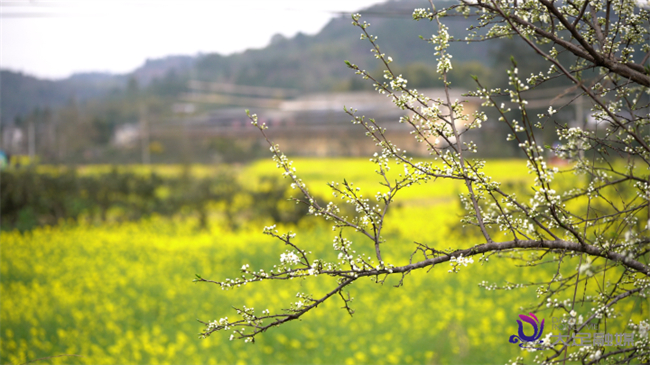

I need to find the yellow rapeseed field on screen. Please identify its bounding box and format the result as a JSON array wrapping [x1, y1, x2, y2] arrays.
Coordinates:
[[2, 159, 643, 364]]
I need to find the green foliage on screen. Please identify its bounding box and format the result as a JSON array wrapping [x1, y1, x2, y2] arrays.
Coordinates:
[[1, 168, 87, 231], [206, 138, 266, 163], [148, 69, 188, 97], [0, 166, 306, 231]]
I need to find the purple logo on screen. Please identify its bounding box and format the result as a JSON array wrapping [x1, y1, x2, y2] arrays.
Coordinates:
[[509, 313, 545, 348]]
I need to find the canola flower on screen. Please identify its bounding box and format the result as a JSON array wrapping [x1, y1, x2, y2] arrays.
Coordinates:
[[2, 160, 644, 364]]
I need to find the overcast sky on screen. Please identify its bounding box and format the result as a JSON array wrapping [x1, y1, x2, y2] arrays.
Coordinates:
[[1, 0, 387, 80]]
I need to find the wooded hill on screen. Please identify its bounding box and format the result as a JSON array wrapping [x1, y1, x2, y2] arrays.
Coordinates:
[[2, 0, 564, 163], [0, 0, 503, 123]]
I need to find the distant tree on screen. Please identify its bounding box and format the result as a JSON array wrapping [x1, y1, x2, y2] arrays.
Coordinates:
[[197, 1, 650, 363], [149, 69, 187, 97], [127, 76, 139, 96]]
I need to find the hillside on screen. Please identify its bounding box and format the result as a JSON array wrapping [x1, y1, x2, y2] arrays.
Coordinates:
[[192, 0, 493, 91], [0, 0, 540, 164], [1, 0, 498, 124]]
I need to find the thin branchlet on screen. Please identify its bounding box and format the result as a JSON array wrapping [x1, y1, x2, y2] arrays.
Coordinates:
[[197, 3, 650, 363]]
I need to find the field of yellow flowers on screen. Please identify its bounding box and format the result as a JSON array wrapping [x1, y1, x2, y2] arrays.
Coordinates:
[[1, 159, 639, 364]]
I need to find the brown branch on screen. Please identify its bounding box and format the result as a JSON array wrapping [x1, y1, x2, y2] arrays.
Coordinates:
[[379, 239, 649, 276], [472, 0, 650, 86]]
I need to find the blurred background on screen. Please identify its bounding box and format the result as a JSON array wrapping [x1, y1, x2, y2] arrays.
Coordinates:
[[1, 0, 589, 167], [2, 1, 635, 364]]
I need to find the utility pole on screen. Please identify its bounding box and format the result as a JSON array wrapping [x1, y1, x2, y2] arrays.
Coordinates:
[[182, 65, 197, 164], [28, 116, 35, 161], [49, 111, 57, 163], [140, 104, 150, 165]]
